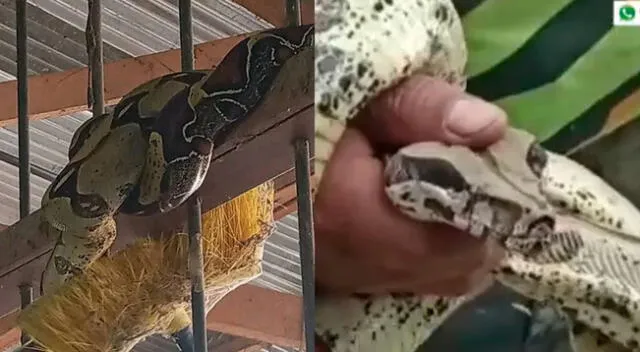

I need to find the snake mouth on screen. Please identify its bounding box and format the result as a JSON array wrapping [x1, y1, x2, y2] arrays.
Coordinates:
[[159, 194, 189, 214]]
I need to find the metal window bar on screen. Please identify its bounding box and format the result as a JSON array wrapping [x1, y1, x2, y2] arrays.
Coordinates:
[[16, 0, 29, 219], [14, 1, 105, 348], [287, 0, 302, 29], [15, 0, 36, 349], [177, 1, 207, 352], [286, 1, 316, 351], [294, 139, 315, 352], [86, 0, 105, 118]]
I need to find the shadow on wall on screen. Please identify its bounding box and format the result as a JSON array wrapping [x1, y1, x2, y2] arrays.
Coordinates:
[[417, 284, 573, 352]]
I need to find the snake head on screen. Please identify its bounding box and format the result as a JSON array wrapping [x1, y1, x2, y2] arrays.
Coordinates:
[[384, 141, 557, 241], [157, 151, 211, 213]]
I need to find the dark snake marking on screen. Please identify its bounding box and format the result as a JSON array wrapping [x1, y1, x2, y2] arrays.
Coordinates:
[[68, 112, 113, 160], [316, 0, 347, 33], [53, 256, 82, 277], [526, 142, 549, 178], [385, 155, 470, 192], [191, 25, 314, 146], [68, 72, 211, 161], [47, 162, 111, 219], [111, 71, 211, 131]]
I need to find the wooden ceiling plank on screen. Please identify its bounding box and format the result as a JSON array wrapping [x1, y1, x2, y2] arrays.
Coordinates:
[[208, 284, 302, 348], [0, 5, 313, 127], [0, 34, 244, 127], [232, 0, 314, 26]]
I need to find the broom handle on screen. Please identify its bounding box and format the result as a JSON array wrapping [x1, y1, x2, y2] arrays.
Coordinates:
[[188, 195, 208, 352]]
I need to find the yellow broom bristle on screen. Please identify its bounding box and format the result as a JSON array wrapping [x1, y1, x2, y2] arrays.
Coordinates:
[[17, 182, 274, 352]]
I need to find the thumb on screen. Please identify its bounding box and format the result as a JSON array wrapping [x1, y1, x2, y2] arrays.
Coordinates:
[[362, 75, 507, 147]]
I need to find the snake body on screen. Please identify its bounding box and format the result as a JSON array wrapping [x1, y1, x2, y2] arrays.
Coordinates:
[[40, 25, 314, 294], [314, 0, 640, 351]]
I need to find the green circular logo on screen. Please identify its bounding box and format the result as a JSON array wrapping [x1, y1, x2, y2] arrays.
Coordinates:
[[620, 5, 637, 21]]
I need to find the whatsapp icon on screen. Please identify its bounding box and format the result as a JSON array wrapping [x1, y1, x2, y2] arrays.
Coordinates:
[[620, 4, 637, 21]]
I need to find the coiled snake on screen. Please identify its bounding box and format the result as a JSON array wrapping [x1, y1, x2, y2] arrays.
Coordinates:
[[314, 0, 640, 351], [40, 25, 314, 294]]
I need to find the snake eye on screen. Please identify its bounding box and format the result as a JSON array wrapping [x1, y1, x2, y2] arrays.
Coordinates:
[[526, 214, 555, 234], [526, 142, 548, 178]]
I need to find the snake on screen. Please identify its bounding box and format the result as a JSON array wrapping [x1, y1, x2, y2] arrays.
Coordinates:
[[314, 0, 640, 351], [39, 24, 314, 294]]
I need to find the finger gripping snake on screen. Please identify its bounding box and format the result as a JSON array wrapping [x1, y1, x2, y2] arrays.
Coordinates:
[[314, 0, 640, 351], [40, 25, 314, 294]]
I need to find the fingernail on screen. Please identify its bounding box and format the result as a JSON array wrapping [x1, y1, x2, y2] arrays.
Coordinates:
[[444, 98, 505, 137]]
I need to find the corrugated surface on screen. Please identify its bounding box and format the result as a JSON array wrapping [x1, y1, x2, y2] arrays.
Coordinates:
[[0, 1, 302, 351], [2, 331, 300, 352]]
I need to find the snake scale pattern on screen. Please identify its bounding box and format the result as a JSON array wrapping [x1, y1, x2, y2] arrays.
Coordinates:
[[40, 25, 314, 294], [314, 0, 640, 351]]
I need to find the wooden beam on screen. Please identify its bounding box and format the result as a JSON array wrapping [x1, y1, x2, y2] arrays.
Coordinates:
[[0, 7, 313, 127], [0, 34, 246, 126], [0, 318, 19, 350], [273, 174, 318, 220], [233, 0, 314, 26], [237, 345, 268, 352], [0, 285, 300, 351], [209, 285, 302, 348]]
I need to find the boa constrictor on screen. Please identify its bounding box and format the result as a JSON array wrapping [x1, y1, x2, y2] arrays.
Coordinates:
[[40, 24, 314, 294], [314, 0, 640, 351]]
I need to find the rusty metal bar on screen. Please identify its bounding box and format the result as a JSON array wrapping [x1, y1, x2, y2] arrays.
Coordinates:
[[286, 0, 302, 26], [86, 0, 104, 117], [178, 1, 206, 352], [179, 0, 194, 72], [16, 1, 35, 349], [293, 138, 315, 352], [187, 195, 206, 352], [287, 2, 313, 350], [18, 284, 33, 348], [16, 0, 30, 219]]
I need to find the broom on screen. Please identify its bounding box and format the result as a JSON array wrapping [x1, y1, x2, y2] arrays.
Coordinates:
[[17, 181, 275, 352]]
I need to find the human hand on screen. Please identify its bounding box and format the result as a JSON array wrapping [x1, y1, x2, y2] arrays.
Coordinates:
[[314, 75, 508, 296]]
